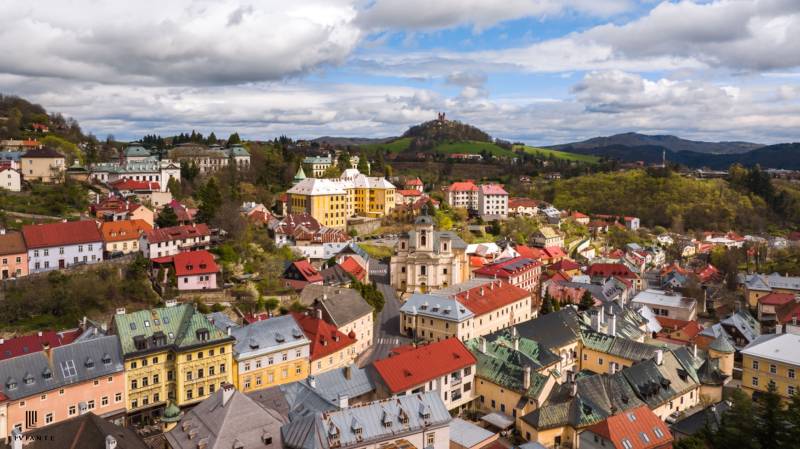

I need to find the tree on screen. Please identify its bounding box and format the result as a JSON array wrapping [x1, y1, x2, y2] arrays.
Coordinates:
[[673, 436, 707, 449], [167, 177, 182, 199], [227, 132, 241, 146], [710, 389, 759, 449], [579, 291, 594, 311], [197, 177, 222, 223], [357, 151, 369, 173], [756, 382, 786, 448], [540, 293, 555, 315], [206, 132, 217, 145], [337, 152, 351, 172], [155, 206, 179, 228]]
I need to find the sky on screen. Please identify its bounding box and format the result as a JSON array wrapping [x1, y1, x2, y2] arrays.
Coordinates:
[[0, 0, 799, 145]]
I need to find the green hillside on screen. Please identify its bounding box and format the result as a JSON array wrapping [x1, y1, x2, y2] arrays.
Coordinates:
[[515, 145, 600, 163], [360, 137, 413, 153], [435, 140, 515, 157]]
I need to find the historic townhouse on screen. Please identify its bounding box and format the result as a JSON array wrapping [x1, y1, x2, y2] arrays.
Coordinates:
[[216, 313, 311, 393], [139, 224, 211, 259], [293, 311, 358, 375], [112, 304, 234, 424], [473, 256, 542, 294], [373, 338, 477, 412], [99, 219, 152, 256], [20, 148, 65, 183], [0, 230, 28, 279], [741, 332, 800, 401], [300, 285, 374, 356], [22, 220, 103, 273], [0, 335, 126, 442]]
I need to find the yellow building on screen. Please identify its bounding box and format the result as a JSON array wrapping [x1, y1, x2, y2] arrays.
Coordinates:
[[286, 168, 395, 229], [20, 148, 66, 183], [742, 273, 800, 309], [292, 311, 358, 375], [226, 314, 311, 392], [100, 219, 152, 255], [741, 332, 800, 400], [466, 333, 559, 431], [113, 303, 234, 424], [579, 328, 660, 375]]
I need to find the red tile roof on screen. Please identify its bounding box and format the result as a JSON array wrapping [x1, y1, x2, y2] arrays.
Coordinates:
[[292, 312, 356, 361], [548, 259, 580, 272], [339, 256, 367, 281], [447, 181, 478, 192], [173, 250, 219, 276], [515, 245, 541, 259], [655, 317, 703, 341], [586, 405, 673, 449], [470, 256, 487, 268], [479, 184, 508, 195], [543, 246, 567, 259], [372, 338, 476, 393], [571, 211, 589, 219], [776, 300, 800, 325], [508, 197, 542, 209], [0, 231, 27, 256], [145, 224, 210, 244], [22, 220, 102, 249], [397, 189, 423, 197], [0, 328, 82, 361], [695, 264, 721, 283], [453, 280, 530, 316], [285, 259, 323, 283], [758, 292, 796, 306], [404, 177, 423, 186], [587, 263, 636, 279], [474, 256, 541, 279], [110, 179, 161, 191]]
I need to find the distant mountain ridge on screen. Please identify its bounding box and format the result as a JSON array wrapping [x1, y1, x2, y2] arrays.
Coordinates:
[[549, 132, 763, 155]]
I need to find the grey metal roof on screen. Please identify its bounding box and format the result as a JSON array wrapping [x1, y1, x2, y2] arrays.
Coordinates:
[[671, 400, 732, 437], [281, 391, 451, 449], [19, 412, 149, 449], [743, 273, 800, 292], [299, 285, 373, 328], [632, 289, 697, 310], [449, 418, 496, 448], [511, 308, 582, 351], [0, 335, 123, 400], [721, 310, 761, 344], [165, 386, 287, 449], [403, 229, 467, 253], [226, 314, 311, 359], [399, 293, 474, 322], [281, 364, 377, 420], [621, 350, 700, 409]]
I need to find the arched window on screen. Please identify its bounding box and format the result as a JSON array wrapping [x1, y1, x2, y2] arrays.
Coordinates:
[[420, 230, 427, 247]]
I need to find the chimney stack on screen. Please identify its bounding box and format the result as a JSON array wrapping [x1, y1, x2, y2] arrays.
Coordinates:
[[513, 337, 519, 352], [308, 376, 317, 388], [655, 349, 664, 366], [523, 366, 531, 390], [10, 428, 22, 449], [338, 394, 349, 409], [570, 381, 578, 397], [105, 435, 118, 449], [344, 365, 352, 380], [480, 338, 487, 354], [692, 344, 698, 359], [608, 314, 617, 336], [316, 308, 323, 320], [222, 383, 235, 406]]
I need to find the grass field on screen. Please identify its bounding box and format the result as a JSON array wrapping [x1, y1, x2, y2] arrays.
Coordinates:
[[434, 141, 516, 157], [514, 145, 600, 163], [359, 137, 413, 153]]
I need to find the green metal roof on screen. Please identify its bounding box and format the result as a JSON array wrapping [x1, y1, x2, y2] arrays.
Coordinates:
[[113, 303, 231, 357], [708, 335, 735, 354]]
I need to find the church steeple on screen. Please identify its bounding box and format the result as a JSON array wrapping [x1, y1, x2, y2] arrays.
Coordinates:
[[293, 165, 307, 185]]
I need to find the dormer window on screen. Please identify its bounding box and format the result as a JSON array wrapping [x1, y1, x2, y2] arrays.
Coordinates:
[[23, 373, 35, 385], [102, 354, 112, 365], [42, 368, 52, 380], [196, 328, 210, 341], [6, 377, 17, 390], [85, 357, 95, 368]]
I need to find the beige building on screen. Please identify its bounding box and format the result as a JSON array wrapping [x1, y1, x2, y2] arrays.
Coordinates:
[[300, 284, 375, 356], [399, 278, 533, 343], [390, 215, 470, 295], [742, 332, 800, 401], [20, 148, 65, 183]]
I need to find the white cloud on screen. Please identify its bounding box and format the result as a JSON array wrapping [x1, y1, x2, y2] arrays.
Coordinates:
[[0, 0, 361, 85]]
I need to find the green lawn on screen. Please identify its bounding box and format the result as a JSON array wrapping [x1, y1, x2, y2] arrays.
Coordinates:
[[514, 145, 600, 164], [359, 137, 413, 153], [434, 141, 516, 157]]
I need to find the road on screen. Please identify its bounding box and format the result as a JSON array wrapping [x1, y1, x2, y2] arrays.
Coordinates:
[[358, 259, 411, 366]]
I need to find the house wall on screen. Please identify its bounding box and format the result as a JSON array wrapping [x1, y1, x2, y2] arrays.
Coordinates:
[[177, 273, 218, 290], [470, 298, 531, 338], [21, 157, 65, 183], [0, 169, 21, 191], [742, 353, 800, 401], [237, 343, 310, 392], [27, 242, 103, 273], [476, 375, 556, 430], [3, 371, 126, 439], [104, 238, 140, 255], [478, 193, 508, 219], [386, 366, 476, 411], [651, 387, 701, 420], [141, 235, 211, 259], [337, 312, 374, 356], [1, 251, 28, 278], [311, 344, 358, 375], [517, 422, 577, 449], [130, 206, 155, 226], [399, 313, 466, 343], [579, 348, 636, 375]]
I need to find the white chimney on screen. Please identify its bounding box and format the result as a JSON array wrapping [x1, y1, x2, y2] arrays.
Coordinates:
[[523, 366, 531, 390], [570, 381, 578, 397], [480, 338, 487, 354], [316, 308, 323, 320], [608, 314, 617, 336], [338, 394, 349, 408], [591, 311, 600, 332], [105, 435, 118, 449], [513, 337, 519, 351], [692, 344, 698, 359], [221, 383, 235, 406], [308, 375, 317, 388], [655, 349, 664, 366], [599, 306, 605, 325]]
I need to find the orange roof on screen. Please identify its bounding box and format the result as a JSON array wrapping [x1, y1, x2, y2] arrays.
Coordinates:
[[173, 250, 219, 276], [447, 181, 478, 192], [655, 317, 703, 340], [515, 245, 541, 259], [145, 224, 210, 244], [508, 197, 542, 209], [454, 280, 530, 316], [372, 338, 476, 393], [339, 256, 366, 281], [22, 220, 102, 249], [571, 211, 589, 219], [470, 256, 487, 268], [397, 189, 423, 197], [586, 405, 673, 449], [405, 177, 423, 186], [100, 219, 152, 243], [292, 312, 356, 361]]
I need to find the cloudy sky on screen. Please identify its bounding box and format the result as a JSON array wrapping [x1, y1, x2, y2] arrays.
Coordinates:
[[1, 0, 799, 144]]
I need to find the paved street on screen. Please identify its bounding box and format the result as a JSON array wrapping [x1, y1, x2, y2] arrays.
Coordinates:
[[358, 260, 411, 366]]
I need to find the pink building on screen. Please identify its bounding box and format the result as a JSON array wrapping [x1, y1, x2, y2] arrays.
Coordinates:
[[0, 335, 126, 442], [0, 230, 28, 279], [173, 250, 219, 291]]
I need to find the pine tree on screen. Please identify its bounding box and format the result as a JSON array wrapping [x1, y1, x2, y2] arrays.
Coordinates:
[[207, 132, 217, 145], [357, 151, 369, 173], [227, 132, 241, 146], [540, 293, 554, 315], [711, 389, 760, 449], [579, 290, 594, 311], [197, 177, 222, 224], [155, 206, 179, 228], [756, 382, 786, 448]]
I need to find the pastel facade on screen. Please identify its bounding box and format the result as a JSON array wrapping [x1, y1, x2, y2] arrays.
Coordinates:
[[477, 184, 508, 219], [0, 168, 21, 191], [22, 221, 103, 273], [112, 304, 235, 424], [140, 224, 211, 259], [0, 335, 126, 441], [100, 219, 152, 255], [741, 333, 800, 401], [20, 148, 65, 183], [90, 159, 180, 193], [0, 231, 28, 278]]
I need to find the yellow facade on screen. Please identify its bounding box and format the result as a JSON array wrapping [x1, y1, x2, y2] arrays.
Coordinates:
[[742, 353, 800, 401], [237, 356, 309, 392], [21, 155, 65, 183], [579, 347, 635, 375], [125, 341, 234, 413], [290, 193, 350, 229], [310, 345, 357, 375], [518, 422, 578, 449], [475, 376, 556, 428]]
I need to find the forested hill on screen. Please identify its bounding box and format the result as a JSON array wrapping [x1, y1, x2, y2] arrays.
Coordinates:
[[0, 94, 86, 143], [550, 132, 762, 154], [402, 115, 492, 143]]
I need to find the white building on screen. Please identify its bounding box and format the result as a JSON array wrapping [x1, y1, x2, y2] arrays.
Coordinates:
[[446, 181, 479, 210], [0, 168, 21, 192], [477, 184, 508, 220], [139, 224, 211, 259], [90, 159, 180, 193], [21, 221, 104, 273], [631, 288, 697, 321]]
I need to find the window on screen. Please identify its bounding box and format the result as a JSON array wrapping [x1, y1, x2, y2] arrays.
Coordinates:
[[186, 372, 193, 381], [426, 432, 435, 446], [789, 386, 796, 396], [653, 427, 665, 438], [186, 389, 193, 400], [69, 405, 76, 416], [622, 439, 633, 449], [639, 432, 650, 443], [752, 377, 759, 387], [753, 360, 759, 370], [115, 393, 122, 403], [131, 379, 138, 389], [770, 364, 777, 374], [131, 399, 138, 409], [102, 396, 109, 407], [790, 369, 796, 379], [88, 400, 95, 410], [45, 413, 53, 424]]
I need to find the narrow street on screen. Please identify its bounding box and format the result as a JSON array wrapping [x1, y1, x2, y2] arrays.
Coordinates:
[[358, 259, 411, 366]]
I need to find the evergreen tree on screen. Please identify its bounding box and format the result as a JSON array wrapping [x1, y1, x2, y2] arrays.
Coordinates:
[[579, 290, 594, 311], [711, 389, 760, 449], [167, 177, 182, 200], [197, 177, 222, 223], [357, 151, 369, 173], [337, 152, 351, 172], [207, 132, 217, 145], [540, 293, 555, 315], [227, 132, 241, 146], [756, 382, 786, 448], [155, 206, 179, 228]]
